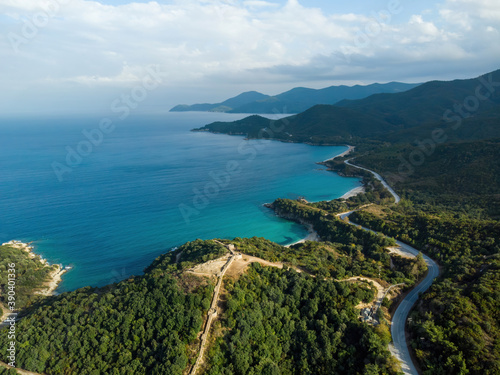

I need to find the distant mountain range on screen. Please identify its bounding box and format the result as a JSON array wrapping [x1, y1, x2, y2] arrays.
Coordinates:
[[170, 82, 419, 114], [194, 68, 500, 218], [194, 69, 500, 145]]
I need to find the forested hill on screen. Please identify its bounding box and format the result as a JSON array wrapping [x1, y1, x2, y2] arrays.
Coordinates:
[[0, 237, 409, 375], [194, 68, 500, 144], [194, 105, 394, 144], [171, 81, 418, 114], [353, 139, 500, 218]]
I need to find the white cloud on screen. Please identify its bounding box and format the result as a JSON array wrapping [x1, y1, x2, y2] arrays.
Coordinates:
[[243, 1, 278, 9], [0, 0, 499, 113], [444, 0, 500, 21]]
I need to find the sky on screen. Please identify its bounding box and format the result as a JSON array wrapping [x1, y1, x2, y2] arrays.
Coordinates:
[[1, 0, 499, 114]]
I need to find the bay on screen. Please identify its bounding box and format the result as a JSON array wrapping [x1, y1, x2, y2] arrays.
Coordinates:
[[0, 112, 361, 292]]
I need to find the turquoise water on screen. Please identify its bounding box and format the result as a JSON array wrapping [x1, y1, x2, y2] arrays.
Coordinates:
[[0, 112, 361, 292]]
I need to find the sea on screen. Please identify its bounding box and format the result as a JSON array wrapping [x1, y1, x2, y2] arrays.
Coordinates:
[[0, 112, 361, 292]]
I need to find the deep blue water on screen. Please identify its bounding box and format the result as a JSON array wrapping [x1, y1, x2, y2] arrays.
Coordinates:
[[0, 112, 361, 292]]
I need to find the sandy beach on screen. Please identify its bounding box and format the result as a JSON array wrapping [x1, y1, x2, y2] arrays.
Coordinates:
[[285, 224, 320, 247], [340, 185, 366, 199], [324, 145, 355, 162]]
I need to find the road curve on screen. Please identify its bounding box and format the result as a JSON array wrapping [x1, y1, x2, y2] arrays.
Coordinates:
[[338, 189, 438, 374], [344, 159, 401, 204], [389, 245, 439, 375]]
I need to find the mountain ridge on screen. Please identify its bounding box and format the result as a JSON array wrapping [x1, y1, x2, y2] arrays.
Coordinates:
[[171, 81, 419, 114], [194, 68, 500, 145]]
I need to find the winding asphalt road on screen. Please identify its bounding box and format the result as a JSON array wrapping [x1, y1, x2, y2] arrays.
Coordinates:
[[339, 160, 439, 375], [344, 159, 401, 204], [389, 246, 439, 375]]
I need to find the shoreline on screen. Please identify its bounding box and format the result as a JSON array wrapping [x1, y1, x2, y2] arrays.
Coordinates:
[[285, 223, 320, 247], [2, 240, 67, 296], [36, 265, 67, 296], [192, 129, 357, 147], [285, 183, 365, 246], [285, 145, 359, 245], [340, 185, 366, 199], [323, 145, 355, 162]]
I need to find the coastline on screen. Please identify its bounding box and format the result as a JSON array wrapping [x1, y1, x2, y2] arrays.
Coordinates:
[[192, 128, 358, 147], [2, 240, 66, 296], [281, 145, 361, 246]]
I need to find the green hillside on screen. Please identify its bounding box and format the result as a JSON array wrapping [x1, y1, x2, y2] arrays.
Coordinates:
[[342, 139, 500, 218], [261, 191, 500, 375], [194, 105, 394, 144], [336, 70, 500, 128]]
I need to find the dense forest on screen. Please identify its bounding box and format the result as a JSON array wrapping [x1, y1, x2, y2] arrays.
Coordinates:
[[222, 235, 426, 291], [267, 199, 427, 287], [261, 129, 500, 375], [0, 240, 222, 375], [205, 263, 398, 375], [352, 139, 500, 219], [0, 367, 17, 375]]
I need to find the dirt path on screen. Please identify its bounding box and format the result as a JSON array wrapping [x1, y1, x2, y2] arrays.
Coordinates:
[[188, 242, 310, 375], [189, 244, 239, 375], [341, 276, 386, 297], [0, 361, 42, 375]]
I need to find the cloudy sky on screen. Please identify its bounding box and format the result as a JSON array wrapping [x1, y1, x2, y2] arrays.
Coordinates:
[[1, 0, 499, 114]]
